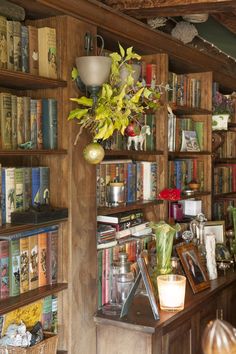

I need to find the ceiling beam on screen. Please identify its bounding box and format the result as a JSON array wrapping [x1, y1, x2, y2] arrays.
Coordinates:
[[103, 0, 236, 18], [212, 12, 236, 34]]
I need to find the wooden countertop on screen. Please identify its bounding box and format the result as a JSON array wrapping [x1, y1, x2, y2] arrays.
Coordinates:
[[94, 270, 236, 334]]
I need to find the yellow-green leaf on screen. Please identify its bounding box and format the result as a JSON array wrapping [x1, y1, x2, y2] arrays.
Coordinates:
[[68, 108, 89, 120], [71, 67, 78, 81], [110, 52, 121, 62], [119, 43, 125, 58], [130, 87, 144, 103], [94, 123, 108, 140], [71, 97, 93, 107]]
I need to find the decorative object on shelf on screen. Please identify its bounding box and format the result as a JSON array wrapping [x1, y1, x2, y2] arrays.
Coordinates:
[[212, 91, 234, 130], [204, 220, 225, 244], [182, 14, 209, 23], [170, 257, 183, 275], [68, 40, 163, 163], [83, 141, 105, 164], [126, 124, 151, 151], [190, 213, 207, 267], [171, 21, 198, 44], [182, 230, 194, 244], [106, 182, 125, 206], [202, 319, 236, 354], [215, 243, 232, 262], [188, 180, 200, 191], [176, 242, 210, 294], [147, 17, 167, 29], [205, 233, 218, 280], [116, 252, 135, 305], [158, 188, 181, 201], [157, 274, 186, 312], [151, 221, 181, 275]]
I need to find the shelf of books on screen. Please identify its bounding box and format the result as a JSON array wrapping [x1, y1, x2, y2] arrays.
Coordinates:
[[97, 200, 162, 216], [0, 220, 67, 236], [104, 149, 164, 157], [171, 105, 211, 116], [0, 149, 67, 156]]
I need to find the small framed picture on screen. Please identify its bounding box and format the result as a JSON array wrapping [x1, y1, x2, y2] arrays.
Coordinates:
[[176, 243, 210, 294], [204, 220, 225, 244]]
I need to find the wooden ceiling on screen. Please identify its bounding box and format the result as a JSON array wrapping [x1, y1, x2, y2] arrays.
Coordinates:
[[101, 0, 236, 35]]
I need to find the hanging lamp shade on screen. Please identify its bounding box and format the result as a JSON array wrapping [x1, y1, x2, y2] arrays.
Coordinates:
[[75, 56, 111, 87]]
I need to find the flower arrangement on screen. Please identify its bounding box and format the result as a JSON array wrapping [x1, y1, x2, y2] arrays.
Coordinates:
[[68, 44, 163, 144], [212, 91, 234, 117]]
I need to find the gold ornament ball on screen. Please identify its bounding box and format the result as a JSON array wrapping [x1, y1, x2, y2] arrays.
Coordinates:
[[83, 142, 105, 164]]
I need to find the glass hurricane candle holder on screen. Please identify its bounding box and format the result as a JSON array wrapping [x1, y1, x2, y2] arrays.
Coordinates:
[[157, 274, 186, 312]]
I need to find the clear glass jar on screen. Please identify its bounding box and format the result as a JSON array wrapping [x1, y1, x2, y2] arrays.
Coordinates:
[[116, 252, 134, 305]]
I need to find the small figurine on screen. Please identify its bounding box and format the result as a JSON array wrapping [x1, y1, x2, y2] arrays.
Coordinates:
[[127, 125, 151, 151]]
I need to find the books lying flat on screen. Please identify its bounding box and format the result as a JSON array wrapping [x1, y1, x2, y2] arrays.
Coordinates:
[[97, 240, 118, 250], [97, 210, 143, 224], [116, 222, 149, 239]]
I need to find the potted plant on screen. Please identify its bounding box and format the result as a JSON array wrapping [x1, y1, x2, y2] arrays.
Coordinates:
[[212, 91, 234, 131], [68, 44, 163, 163]]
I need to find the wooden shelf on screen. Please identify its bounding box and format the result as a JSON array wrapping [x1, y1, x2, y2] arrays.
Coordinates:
[[168, 151, 211, 159], [0, 219, 68, 237], [214, 192, 236, 200], [0, 149, 67, 156], [214, 158, 236, 164], [171, 105, 211, 116], [97, 200, 162, 215], [0, 283, 68, 316], [180, 191, 211, 199], [0, 68, 67, 90], [57, 351, 68, 354], [105, 150, 164, 157]]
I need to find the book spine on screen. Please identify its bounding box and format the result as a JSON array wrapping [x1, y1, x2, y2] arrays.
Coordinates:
[[150, 162, 157, 200], [31, 167, 40, 207], [0, 92, 12, 150], [13, 21, 21, 71], [51, 294, 58, 333], [126, 162, 136, 203], [1, 168, 5, 224], [39, 167, 50, 205], [6, 20, 14, 70], [30, 99, 37, 149], [23, 96, 31, 143], [11, 95, 17, 149], [0, 240, 9, 298], [20, 236, 29, 293], [42, 98, 58, 149], [23, 167, 32, 211], [47, 229, 58, 285], [16, 96, 24, 146], [5, 167, 15, 223], [9, 239, 20, 296], [21, 25, 29, 73], [29, 234, 38, 290], [0, 16, 7, 69], [38, 232, 47, 287], [38, 27, 57, 79], [14, 167, 24, 212], [36, 99, 43, 149], [42, 295, 52, 330], [28, 25, 39, 76]]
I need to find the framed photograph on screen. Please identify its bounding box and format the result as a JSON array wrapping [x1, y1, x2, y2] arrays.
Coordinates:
[[204, 220, 225, 244], [176, 243, 210, 294]]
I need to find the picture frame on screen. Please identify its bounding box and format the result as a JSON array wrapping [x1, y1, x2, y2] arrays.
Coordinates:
[[204, 220, 225, 244], [176, 243, 210, 294]]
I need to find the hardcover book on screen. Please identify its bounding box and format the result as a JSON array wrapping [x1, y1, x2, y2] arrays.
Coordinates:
[[180, 130, 201, 152], [23, 96, 31, 143], [0, 240, 9, 299], [6, 20, 14, 70], [9, 238, 20, 296], [39, 167, 50, 205], [16, 96, 24, 146], [20, 236, 29, 293], [51, 294, 58, 333], [23, 167, 32, 211], [0, 92, 12, 150], [42, 295, 52, 330], [21, 25, 29, 73], [11, 95, 17, 149], [2, 167, 15, 224], [29, 234, 38, 290], [36, 99, 43, 149], [38, 27, 57, 79], [28, 25, 39, 75], [0, 16, 7, 69], [47, 229, 58, 285], [14, 168, 24, 212], [42, 98, 58, 150], [38, 232, 47, 287], [30, 99, 37, 149], [31, 167, 40, 207], [13, 21, 21, 71]]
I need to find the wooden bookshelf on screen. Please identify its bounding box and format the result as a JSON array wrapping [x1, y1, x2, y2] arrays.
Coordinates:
[[171, 105, 211, 116], [97, 200, 163, 215], [214, 158, 236, 164], [105, 149, 164, 157], [214, 192, 236, 200], [0, 283, 68, 316], [0, 149, 67, 156], [180, 191, 212, 199], [168, 151, 211, 158]]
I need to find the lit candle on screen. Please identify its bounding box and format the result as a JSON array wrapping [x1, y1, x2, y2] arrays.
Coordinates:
[[157, 274, 186, 312]]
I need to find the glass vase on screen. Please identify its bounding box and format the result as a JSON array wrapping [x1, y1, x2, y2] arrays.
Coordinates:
[[152, 221, 180, 275]]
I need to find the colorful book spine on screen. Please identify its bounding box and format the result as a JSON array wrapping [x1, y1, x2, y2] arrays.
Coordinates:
[[36, 99, 43, 149], [29, 235, 38, 290], [39, 167, 50, 205], [6, 20, 14, 70], [145, 113, 156, 151], [0, 240, 9, 298], [30, 99, 37, 149], [51, 295, 58, 333], [9, 239, 20, 296], [0, 92, 12, 150], [4, 167, 15, 223], [47, 229, 58, 285], [13, 21, 21, 71], [126, 162, 136, 203], [20, 236, 29, 293], [23, 167, 32, 211], [11, 95, 17, 149], [0, 16, 7, 69], [21, 25, 29, 73], [42, 295, 53, 330], [31, 167, 40, 207], [16, 96, 24, 146], [38, 232, 47, 287], [28, 25, 39, 76], [14, 168, 24, 212], [23, 96, 31, 143], [38, 27, 57, 79], [42, 98, 58, 149]]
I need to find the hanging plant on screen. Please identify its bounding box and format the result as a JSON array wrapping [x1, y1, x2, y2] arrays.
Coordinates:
[[68, 44, 164, 163]]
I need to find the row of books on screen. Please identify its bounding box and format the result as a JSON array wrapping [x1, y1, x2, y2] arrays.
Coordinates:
[[168, 115, 204, 152], [0, 92, 57, 150], [168, 159, 204, 191], [168, 72, 201, 108], [97, 210, 152, 244], [97, 235, 152, 308], [1, 166, 50, 224], [0, 16, 57, 78], [96, 159, 158, 207], [213, 165, 236, 194], [101, 113, 156, 152], [216, 131, 236, 158], [213, 200, 235, 229], [0, 295, 58, 337], [0, 225, 58, 299]]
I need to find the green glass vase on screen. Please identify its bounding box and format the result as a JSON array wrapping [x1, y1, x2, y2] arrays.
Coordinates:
[[152, 221, 180, 275]]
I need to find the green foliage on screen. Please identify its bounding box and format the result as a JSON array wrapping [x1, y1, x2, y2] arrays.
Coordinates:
[[68, 44, 162, 141]]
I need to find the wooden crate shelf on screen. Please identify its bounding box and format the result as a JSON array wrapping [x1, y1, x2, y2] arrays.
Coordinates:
[[171, 105, 211, 116], [97, 200, 162, 215]]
